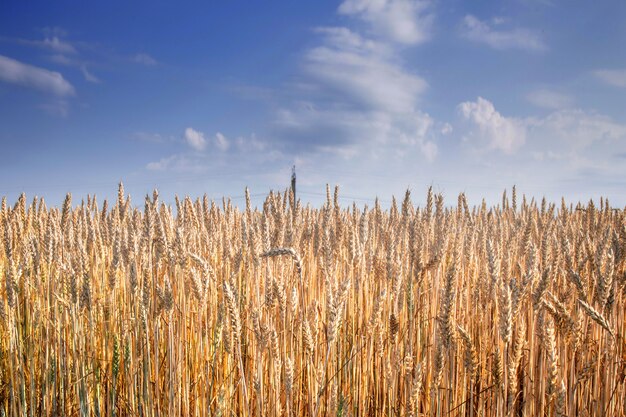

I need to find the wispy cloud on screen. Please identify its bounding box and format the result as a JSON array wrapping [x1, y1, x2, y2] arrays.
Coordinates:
[[81, 65, 100, 83], [338, 0, 434, 45], [0, 55, 75, 96], [530, 109, 626, 149], [306, 28, 427, 114], [526, 89, 573, 109], [40, 36, 76, 54], [146, 154, 206, 172], [11, 35, 77, 54], [272, 25, 438, 161], [594, 69, 626, 88], [145, 132, 278, 175], [48, 54, 76, 66], [461, 15, 547, 51], [4, 29, 154, 81], [146, 156, 174, 171], [0, 28, 78, 56], [133, 53, 157, 66]]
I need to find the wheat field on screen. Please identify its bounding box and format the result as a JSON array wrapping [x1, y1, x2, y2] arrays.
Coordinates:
[[0, 184, 624, 416]]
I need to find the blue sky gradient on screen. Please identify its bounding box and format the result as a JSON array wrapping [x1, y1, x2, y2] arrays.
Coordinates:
[[1, 0, 625, 207]]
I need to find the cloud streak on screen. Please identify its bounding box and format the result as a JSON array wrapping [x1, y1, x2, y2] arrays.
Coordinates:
[[11, 35, 77, 54], [338, 0, 434, 45], [461, 15, 546, 51], [526, 89, 573, 109], [594, 69, 626, 88], [0, 55, 75, 96], [81, 65, 100, 83], [530, 109, 626, 149], [306, 28, 427, 114], [40, 36, 77, 54]]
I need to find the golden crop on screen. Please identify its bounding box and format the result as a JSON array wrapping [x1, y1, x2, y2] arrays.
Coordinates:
[[0, 184, 624, 416]]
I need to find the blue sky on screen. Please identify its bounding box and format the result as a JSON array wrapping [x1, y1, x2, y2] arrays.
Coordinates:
[[1, 0, 625, 207]]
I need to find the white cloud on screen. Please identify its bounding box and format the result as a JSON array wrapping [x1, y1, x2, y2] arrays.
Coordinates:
[[81, 65, 100, 83], [273, 18, 437, 162], [184, 127, 207, 151], [459, 97, 527, 153], [441, 122, 453, 135], [594, 69, 626, 88], [306, 28, 427, 114], [526, 89, 573, 109], [133, 53, 157, 66], [338, 0, 434, 45], [0, 55, 75, 96], [461, 15, 546, 51], [183, 128, 233, 152], [214, 132, 230, 151]]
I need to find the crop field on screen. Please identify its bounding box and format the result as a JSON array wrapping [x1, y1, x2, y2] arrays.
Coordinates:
[[0, 184, 624, 417]]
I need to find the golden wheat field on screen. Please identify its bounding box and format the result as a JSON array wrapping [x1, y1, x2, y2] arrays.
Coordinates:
[[0, 184, 624, 417]]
